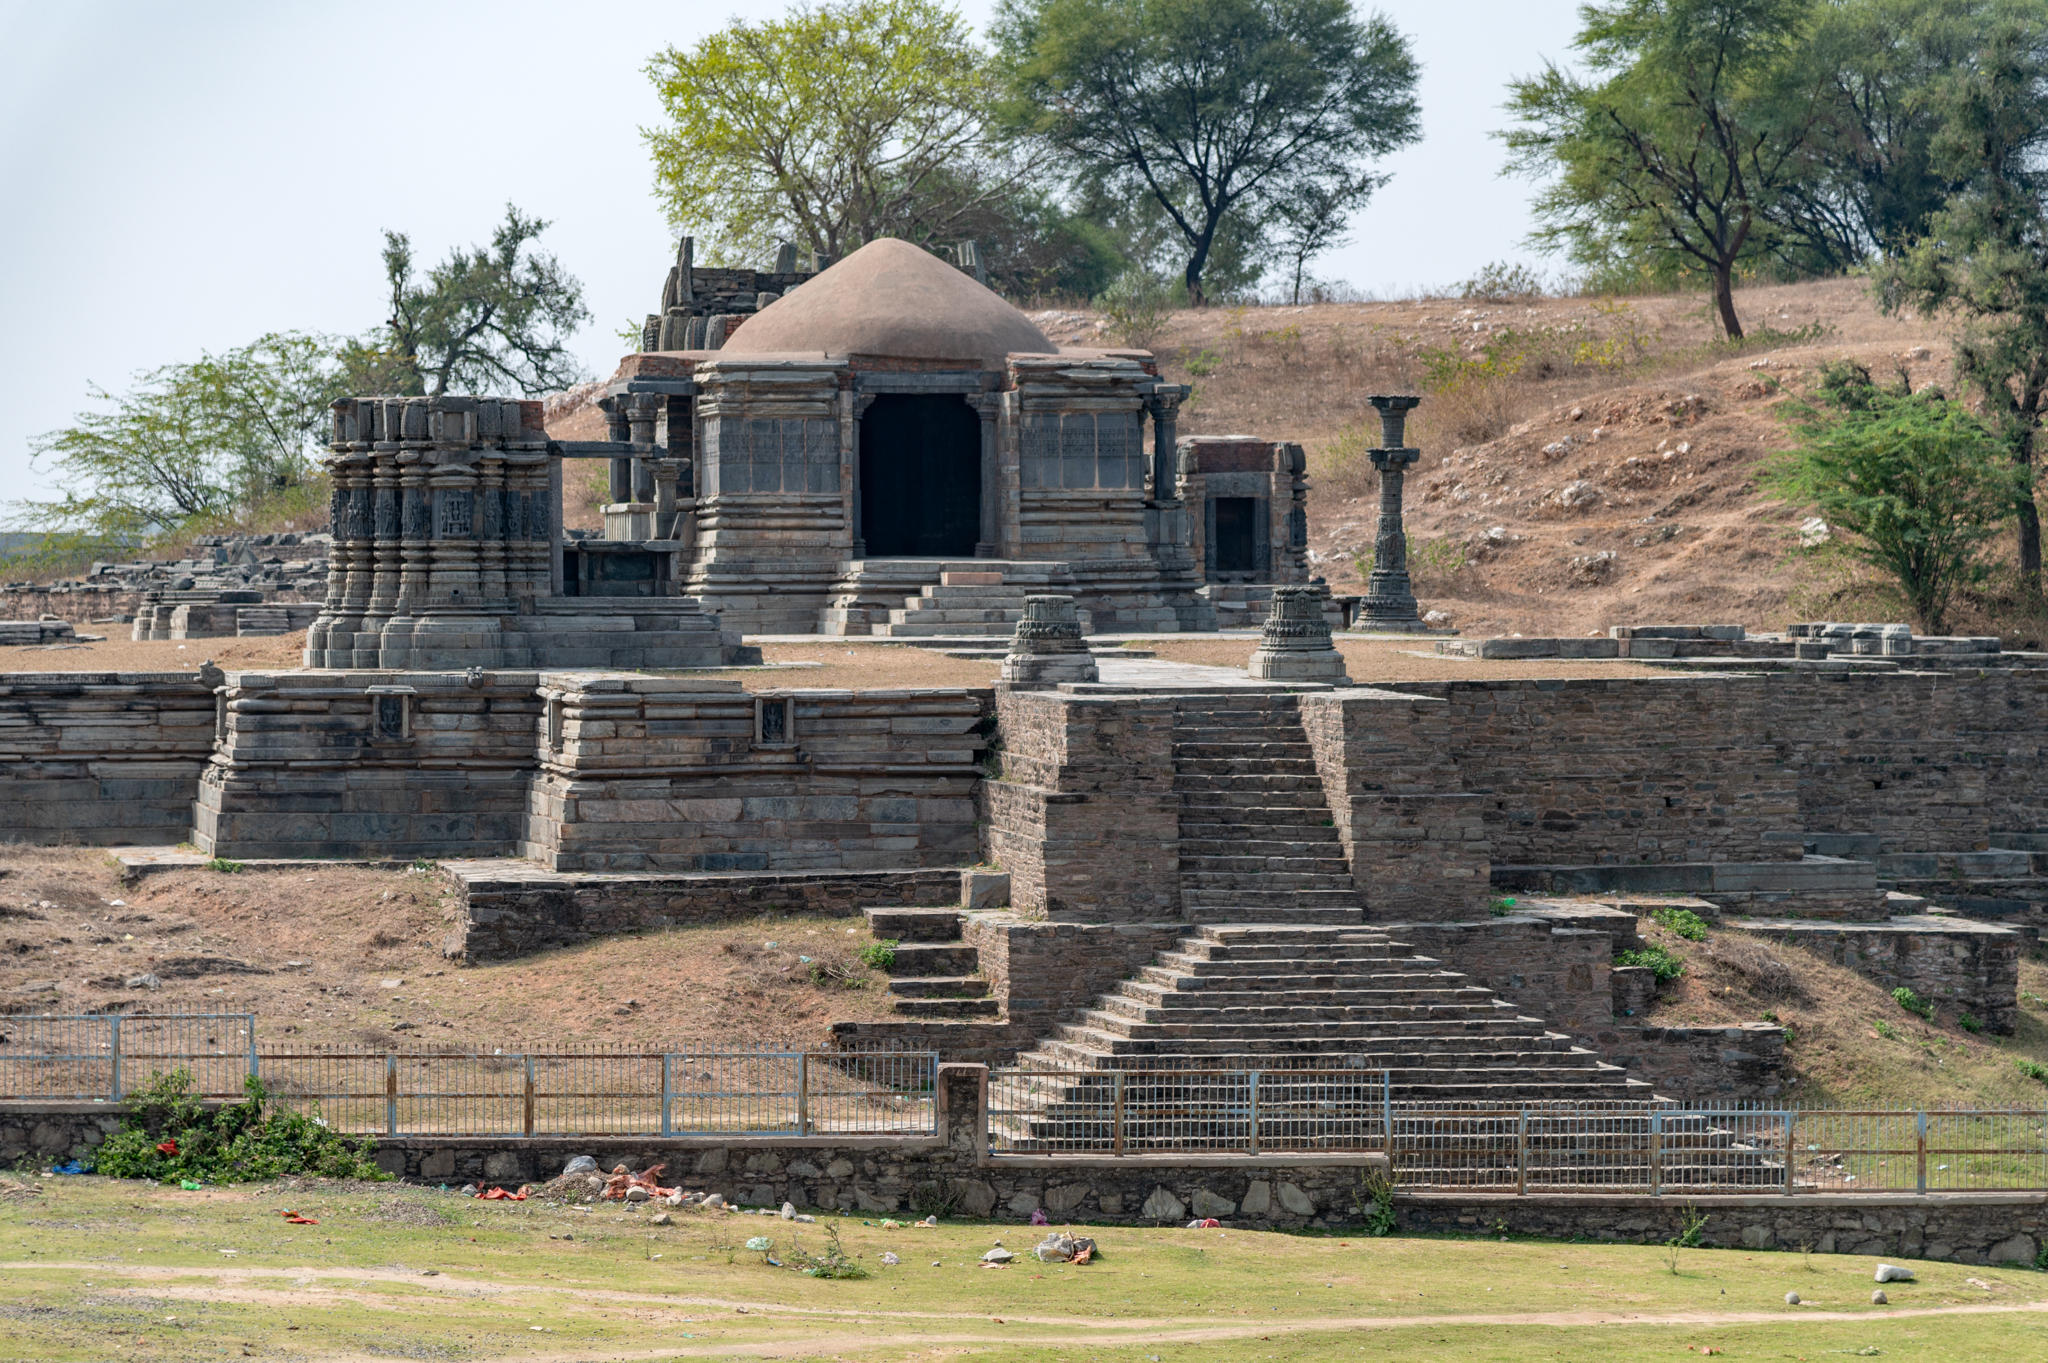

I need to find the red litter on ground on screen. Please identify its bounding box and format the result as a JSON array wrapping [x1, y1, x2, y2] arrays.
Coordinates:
[[156, 1140, 178, 1156], [282, 1210, 318, 1225], [477, 1186, 528, 1201]]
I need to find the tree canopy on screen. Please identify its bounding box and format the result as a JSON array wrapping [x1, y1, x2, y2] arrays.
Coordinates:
[[341, 205, 589, 399], [992, 0, 1419, 304], [20, 332, 344, 546], [645, 0, 1035, 266], [1877, 1, 2048, 585]]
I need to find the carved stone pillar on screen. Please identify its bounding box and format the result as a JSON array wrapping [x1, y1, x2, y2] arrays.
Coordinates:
[[1361, 395, 1424, 630], [1145, 387, 1185, 503], [477, 449, 509, 603], [628, 393, 660, 503], [848, 391, 877, 559], [1248, 583, 1350, 683]]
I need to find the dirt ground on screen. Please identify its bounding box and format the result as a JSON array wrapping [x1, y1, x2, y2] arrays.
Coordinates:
[[0, 847, 897, 1051]]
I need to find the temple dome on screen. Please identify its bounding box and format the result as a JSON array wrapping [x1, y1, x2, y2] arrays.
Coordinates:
[[722, 237, 1056, 368]]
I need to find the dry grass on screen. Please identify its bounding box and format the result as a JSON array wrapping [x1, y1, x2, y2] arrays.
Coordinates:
[[1630, 914, 2048, 1109], [0, 847, 898, 1051]]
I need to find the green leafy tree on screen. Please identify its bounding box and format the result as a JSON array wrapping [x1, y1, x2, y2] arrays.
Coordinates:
[[1505, 0, 1825, 338], [645, 0, 1035, 266], [1765, 361, 2024, 633], [19, 331, 343, 545], [1768, 0, 2014, 269], [993, 0, 1420, 305], [343, 204, 589, 399], [1877, 6, 2048, 587]]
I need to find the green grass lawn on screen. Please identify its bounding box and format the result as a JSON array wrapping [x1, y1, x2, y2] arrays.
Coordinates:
[[6, 1176, 2048, 1360]]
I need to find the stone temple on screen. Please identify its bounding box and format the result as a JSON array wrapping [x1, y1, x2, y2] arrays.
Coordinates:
[[585, 235, 1314, 637]]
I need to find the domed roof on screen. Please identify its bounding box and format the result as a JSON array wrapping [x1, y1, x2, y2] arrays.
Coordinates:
[[722, 237, 1056, 367]]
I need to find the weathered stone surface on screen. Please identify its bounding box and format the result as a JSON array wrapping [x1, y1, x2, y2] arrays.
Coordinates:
[[1191, 1189, 1236, 1219], [1142, 1187, 1188, 1222]]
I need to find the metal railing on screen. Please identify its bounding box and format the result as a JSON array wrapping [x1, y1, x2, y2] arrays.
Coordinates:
[[989, 1066, 1392, 1155], [0, 1017, 936, 1138]]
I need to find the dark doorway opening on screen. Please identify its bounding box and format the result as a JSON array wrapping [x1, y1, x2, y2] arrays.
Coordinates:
[[1213, 497, 1258, 573], [860, 394, 981, 557]]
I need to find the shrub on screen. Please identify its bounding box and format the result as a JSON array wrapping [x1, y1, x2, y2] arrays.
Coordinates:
[[1458, 260, 1546, 302], [94, 1069, 383, 1183], [1875, 1019, 1898, 1040], [1093, 270, 1179, 349], [206, 858, 243, 874], [2019, 1058, 2048, 1085], [1891, 986, 1935, 1021], [1959, 1012, 1983, 1034], [858, 939, 899, 971], [1615, 946, 1684, 982], [1489, 896, 1518, 918], [1651, 907, 1709, 942]]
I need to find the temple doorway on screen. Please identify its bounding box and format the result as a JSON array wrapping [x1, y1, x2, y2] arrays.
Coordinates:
[[859, 394, 981, 557], [1213, 497, 1258, 573]]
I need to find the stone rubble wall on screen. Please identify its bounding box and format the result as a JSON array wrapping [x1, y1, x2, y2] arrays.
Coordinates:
[[12, 1077, 2043, 1262], [0, 672, 217, 845], [1598, 1024, 1789, 1104]]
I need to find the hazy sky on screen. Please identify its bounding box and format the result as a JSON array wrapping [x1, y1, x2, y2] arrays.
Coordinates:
[[0, 0, 1582, 504]]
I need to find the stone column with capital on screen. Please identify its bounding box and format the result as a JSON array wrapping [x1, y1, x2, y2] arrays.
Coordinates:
[[1360, 394, 1425, 631], [1145, 386, 1186, 502]]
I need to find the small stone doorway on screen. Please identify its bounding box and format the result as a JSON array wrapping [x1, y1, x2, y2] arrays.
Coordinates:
[[859, 394, 982, 557], [1212, 497, 1259, 573]]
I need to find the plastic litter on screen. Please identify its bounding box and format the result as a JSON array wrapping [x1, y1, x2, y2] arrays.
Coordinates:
[[881, 1252, 901, 1265], [476, 1186, 528, 1201], [602, 1163, 678, 1202], [179, 1180, 202, 1190], [155, 1140, 179, 1156], [1187, 1218, 1221, 1229], [1029, 1208, 1049, 1226], [281, 1210, 318, 1225], [1035, 1233, 1098, 1264], [50, 1160, 89, 1176], [915, 1215, 937, 1227]]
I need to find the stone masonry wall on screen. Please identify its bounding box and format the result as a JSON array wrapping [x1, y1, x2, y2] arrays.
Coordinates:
[[445, 863, 963, 962], [1733, 918, 2023, 1034], [985, 691, 1180, 922], [1387, 918, 1616, 1045], [0, 672, 215, 845], [194, 669, 541, 859], [523, 678, 989, 873], [1599, 1024, 1789, 1104]]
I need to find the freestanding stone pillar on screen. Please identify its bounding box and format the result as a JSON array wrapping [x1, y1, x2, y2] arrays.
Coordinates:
[[1247, 583, 1349, 684], [1001, 595, 1099, 688], [1359, 395, 1425, 632]]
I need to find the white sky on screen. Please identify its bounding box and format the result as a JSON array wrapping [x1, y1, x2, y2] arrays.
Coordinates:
[[0, 0, 1581, 503]]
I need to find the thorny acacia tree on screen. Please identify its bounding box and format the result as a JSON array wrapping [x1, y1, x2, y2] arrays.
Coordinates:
[[343, 205, 589, 399], [21, 332, 344, 544], [1766, 362, 2024, 634], [1505, 0, 1825, 338], [1878, 4, 2048, 589], [993, 0, 1419, 304], [644, 0, 1035, 264]]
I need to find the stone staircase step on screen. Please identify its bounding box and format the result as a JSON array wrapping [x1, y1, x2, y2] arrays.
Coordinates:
[[886, 943, 979, 975], [864, 907, 963, 942], [886, 975, 990, 999], [888, 996, 1000, 1019]]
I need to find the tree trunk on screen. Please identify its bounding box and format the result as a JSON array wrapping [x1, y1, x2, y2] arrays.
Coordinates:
[[1712, 262, 1744, 340], [2020, 415, 2043, 594]]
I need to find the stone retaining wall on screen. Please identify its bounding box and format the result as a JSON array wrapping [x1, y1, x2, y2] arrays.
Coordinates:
[[1733, 915, 2023, 1034], [984, 691, 1180, 922], [444, 863, 964, 962], [0, 672, 216, 845]]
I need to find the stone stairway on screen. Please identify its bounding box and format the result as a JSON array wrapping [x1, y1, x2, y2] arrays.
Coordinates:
[[864, 907, 995, 1018], [1173, 693, 1360, 925], [871, 571, 1092, 639]]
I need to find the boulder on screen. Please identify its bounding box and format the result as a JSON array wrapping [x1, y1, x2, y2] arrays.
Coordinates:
[[1142, 1187, 1187, 1222]]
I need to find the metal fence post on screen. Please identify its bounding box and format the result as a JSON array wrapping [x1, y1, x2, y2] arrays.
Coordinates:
[[1650, 1112, 1663, 1197], [1248, 1072, 1261, 1156], [798, 1053, 810, 1137], [1784, 1111, 1796, 1196], [1516, 1110, 1528, 1195], [523, 1056, 536, 1137], [385, 1054, 398, 1137], [1112, 1071, 1126, 1156], [246, 1015, 258, 1086], [108, 1015, 122, 1102], [661, 1054, 672, 1138], [1382, 1072, 1393, 1167], [1917, 1111, 1929, 1194]]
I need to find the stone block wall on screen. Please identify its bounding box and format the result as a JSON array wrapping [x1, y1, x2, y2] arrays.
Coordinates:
[[984, 691, 1180, 922], [1734, 918, 2022, 1033], [1386, 918, 1615, 1043], [521, 678, 988, 873], [193, 669, 540, 859], [0, 672, 215, 845], [1597, 1023, 1789, 1104], [965, 915, 1183, 1037], [444, 862, 963, 962]]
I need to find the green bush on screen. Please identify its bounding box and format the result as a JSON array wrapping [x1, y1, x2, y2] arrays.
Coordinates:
[[1875, 1019, 1898, 1040], [858, 939, 899, 971], [1959, 1012, 1983, 1034], [2019, 1058, 2048, 1085], [1615, 946, 1684, 982], [1489, 896, 1518, 918], [1651, 907, 1709, 942], [206, 857, 243, 874], [1891, 986, 1935, 1021], [93, 1069, 384, 1184]]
